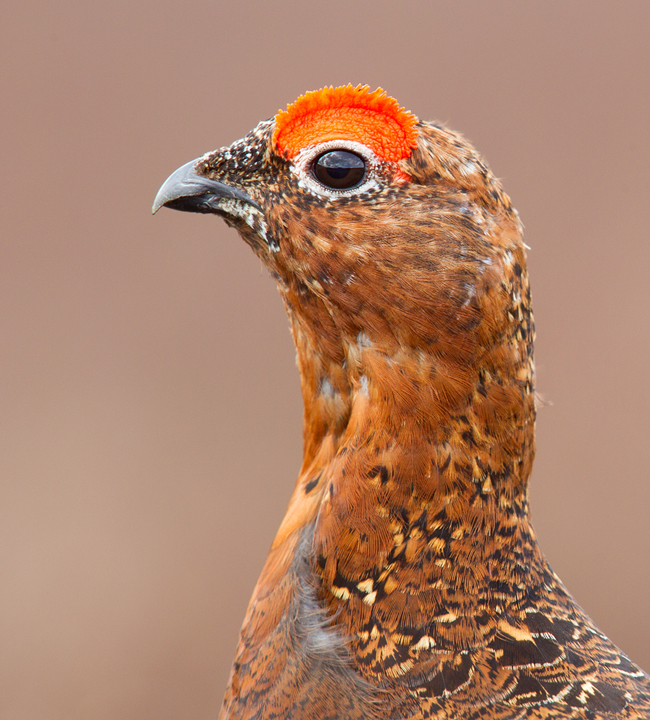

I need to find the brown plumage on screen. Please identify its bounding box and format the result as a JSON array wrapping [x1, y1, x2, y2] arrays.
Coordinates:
[[153, 86, 650, 719]]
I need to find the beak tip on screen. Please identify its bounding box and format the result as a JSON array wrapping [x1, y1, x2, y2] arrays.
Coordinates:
[[151, 192, 165, 215]]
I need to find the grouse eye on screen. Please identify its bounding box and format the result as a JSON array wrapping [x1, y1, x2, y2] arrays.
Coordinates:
[[313, 150, 366, 189]]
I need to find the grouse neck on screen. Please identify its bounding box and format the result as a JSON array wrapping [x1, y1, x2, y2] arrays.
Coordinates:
[[284, 329, 542, 671], [290, 309, 537, 511]]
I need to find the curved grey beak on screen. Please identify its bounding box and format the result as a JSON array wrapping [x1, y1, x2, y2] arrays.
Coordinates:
[[152, 159, 260, 215]]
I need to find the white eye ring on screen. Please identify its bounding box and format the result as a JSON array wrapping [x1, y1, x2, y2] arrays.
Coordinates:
[[290, 140, 381, 199]]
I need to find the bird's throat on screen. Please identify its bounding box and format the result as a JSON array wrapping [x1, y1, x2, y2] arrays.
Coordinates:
[[229, 252, 539, 695]]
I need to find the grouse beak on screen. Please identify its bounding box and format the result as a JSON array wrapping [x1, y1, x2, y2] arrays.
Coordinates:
[[152, 159, 260, 215]]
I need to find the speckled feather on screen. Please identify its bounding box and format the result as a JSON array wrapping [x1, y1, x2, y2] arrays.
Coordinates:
[[156, 88, 650, 719]]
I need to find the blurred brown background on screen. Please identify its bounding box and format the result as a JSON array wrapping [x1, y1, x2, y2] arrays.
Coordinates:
[[1, 1, 649, 718]]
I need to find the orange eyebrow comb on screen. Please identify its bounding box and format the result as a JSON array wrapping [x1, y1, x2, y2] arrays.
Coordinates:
[[273, 85, 419, 163]]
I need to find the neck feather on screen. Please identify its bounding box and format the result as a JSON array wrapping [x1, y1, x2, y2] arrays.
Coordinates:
[[280, 250, 539, 642]]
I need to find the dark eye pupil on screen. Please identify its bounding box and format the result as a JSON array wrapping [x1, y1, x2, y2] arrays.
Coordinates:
[[313, 150, 366, 189]]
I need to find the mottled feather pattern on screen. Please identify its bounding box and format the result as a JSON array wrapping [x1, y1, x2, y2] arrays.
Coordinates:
[[154, 86, 650, 719]]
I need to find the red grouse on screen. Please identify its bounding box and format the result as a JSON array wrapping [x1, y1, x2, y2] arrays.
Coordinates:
[[153, 85, 650, 719]]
